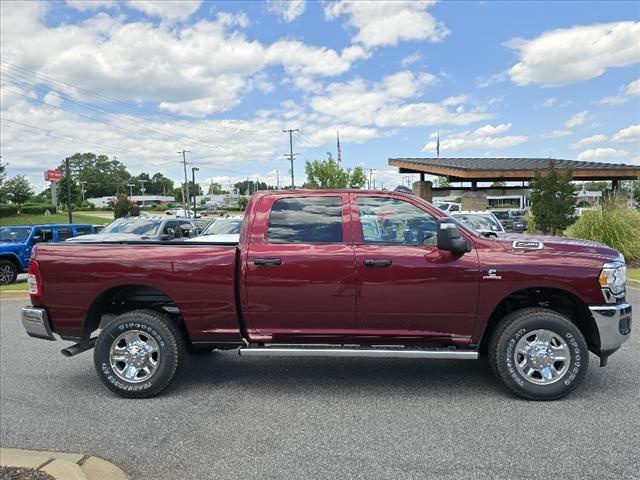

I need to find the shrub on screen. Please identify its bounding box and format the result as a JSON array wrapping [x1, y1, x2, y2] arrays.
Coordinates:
[[567, 204, 640, 263], [0, 204, 18, 216], [524, 211, 537, 234], [20, 204, 57, 215]]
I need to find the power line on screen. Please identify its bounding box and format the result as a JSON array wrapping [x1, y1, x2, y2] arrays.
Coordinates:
[[283, 129, 299, 188]]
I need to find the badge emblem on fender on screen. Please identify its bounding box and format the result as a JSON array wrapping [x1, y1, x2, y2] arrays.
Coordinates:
[[483, 268, 502, 280], [512, 240, 543, 250]]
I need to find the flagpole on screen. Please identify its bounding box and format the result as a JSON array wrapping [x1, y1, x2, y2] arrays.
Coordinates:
[[337, 130, 342, 168]]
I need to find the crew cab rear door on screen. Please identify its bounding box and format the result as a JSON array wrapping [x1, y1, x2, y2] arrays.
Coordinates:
[[242, 193, 357, 343], [352, 193, 480, 345]]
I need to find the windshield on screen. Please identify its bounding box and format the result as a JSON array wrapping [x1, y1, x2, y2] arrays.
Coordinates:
[[0, 227, 31, 243], [201, 218, 243, 236], [452, 214, 502, 232], [436, 203, 450, 210], [101, 218, 162, 236]]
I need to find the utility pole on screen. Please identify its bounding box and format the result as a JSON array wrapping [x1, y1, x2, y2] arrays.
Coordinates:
[[276, 170, 280, 189], [127, 183, 135, 197], [177, 149, 191, 218], [65, 157, 72, 223], [78, 181, 87, 204], [192, 167, 199, 215], [366, 169, 375, 189], [283, 129, 299, 188], [138, 179, 147, 195]]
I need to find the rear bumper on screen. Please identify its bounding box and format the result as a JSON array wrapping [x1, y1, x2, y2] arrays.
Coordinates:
[[589, 303, 632, 351], [21, 306, 55, 341]]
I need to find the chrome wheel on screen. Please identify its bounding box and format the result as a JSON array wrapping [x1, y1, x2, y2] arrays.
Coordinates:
[[109, 330, 160, 383], [0, 264, 15, 285], [513, 329, 570, 385]]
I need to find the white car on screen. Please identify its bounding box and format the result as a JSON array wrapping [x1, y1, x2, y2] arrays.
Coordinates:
[[187, 216, 243, 243], [450, 211, 505, 237]]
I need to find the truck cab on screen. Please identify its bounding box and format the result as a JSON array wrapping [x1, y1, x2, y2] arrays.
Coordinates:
[[0, 224, 94, 284]]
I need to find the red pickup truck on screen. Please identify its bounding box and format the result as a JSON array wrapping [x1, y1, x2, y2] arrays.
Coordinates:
[[21, 190, 632, 400]]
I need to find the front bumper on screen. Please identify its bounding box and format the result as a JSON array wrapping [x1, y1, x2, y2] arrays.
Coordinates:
[[21, 306, 55, 341], [589, 303, 632, 351]]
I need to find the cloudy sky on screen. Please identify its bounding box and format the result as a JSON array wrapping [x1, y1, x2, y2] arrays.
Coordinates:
[[1, 0, 639, 193]]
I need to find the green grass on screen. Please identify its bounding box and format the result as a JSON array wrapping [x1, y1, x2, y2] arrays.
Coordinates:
[[0, 282, 28, 292], [0, 212, 110, 227], [628, 268, 640, 282]]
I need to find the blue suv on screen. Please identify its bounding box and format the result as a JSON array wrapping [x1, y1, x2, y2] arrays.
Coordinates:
[[0, 224, 95, 284]]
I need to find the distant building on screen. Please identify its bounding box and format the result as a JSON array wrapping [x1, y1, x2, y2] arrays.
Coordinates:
[[87, 195, 174, 208]]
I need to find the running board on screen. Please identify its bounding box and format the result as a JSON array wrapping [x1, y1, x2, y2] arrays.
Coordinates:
[[238, 346, 478, 359]]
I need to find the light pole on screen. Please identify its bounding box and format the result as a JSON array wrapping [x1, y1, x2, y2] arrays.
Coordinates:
[[127, 183, 135, 197], [192, 167, 199, 216]]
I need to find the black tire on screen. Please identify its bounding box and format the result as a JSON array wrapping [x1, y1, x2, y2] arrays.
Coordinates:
[[94, 309, 185, 398], [489, 307, 589, 401], [0, 260, 18, 285]]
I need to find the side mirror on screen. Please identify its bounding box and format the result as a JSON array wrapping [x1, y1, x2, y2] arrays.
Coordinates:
[[437, 218, 471, 254]]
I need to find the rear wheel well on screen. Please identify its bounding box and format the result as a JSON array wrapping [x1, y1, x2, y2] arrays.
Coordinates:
[[479, 287, 599, 354], [82, 285, 192, 347], [0, 255, 21, 269]]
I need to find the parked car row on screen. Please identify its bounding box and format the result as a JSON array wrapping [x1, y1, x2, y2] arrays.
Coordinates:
[[0, 224, 95, 284]]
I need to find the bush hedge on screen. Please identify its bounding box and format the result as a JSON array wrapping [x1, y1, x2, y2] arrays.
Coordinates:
[[568, 205, 640, 263], [0, 204, 18, 216], [20, 204, 58, 215]]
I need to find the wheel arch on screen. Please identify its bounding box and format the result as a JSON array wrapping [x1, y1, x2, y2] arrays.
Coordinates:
[[478, 286, 599, 354], [81, 284, 193, 346]]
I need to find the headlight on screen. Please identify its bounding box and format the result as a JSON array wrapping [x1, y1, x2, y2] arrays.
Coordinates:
[[599, 261, 627, 296]]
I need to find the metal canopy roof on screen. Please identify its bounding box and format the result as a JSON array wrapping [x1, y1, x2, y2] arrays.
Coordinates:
[[389, 157, 640, 181]]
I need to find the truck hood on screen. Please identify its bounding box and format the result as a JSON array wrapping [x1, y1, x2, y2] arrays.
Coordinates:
[[495, 233, 621, 262], [0, 241, 26, 252]]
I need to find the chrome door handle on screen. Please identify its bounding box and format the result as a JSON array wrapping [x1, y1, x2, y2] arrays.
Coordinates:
[[254, 258, 283, 266], [363, 259, 392, 267]]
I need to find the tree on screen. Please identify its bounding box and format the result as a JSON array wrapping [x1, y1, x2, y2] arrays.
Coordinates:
[[304, 153, 366, 189], [434, 176, 451, 188], [530, 161, 577, 235], [584, 181, 609, 192], [109, 194, 140, 219], [234, 180, 272, 195], [57, 153, 131, 197], [633, 182, 640, 210], [4, 175, 34, 208], [237, 196, 249, 210], [57, 174, 81, 206], [0, 159, 6, 189], [150, 172, 174, 195], [208, 182, 226, 195], [173, 181, 202, 202]]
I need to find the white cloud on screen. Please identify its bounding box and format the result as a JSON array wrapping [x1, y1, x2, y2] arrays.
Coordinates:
[[308, 71, 490, 128], [66, 1, 116, 11], [600, 78, 640, 105], [476, 71, 507, 88], [542, 97, 557, 108], [507, 22, 640, 86], [266, 40, 355, 77], [541, 130, 572, 139], [571, 134, 607, 148], [612, 124, 640, 143], [324, 0, 449, 48], [266, 0, 306, 22], [423, 123, 527, 152], [125, 1, 203, 23], [565, 111, 589, 128], [401, 52, 423, 67], [577, 148, 628, 161]]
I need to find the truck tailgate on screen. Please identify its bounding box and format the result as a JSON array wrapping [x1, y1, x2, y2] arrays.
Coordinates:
[[31, 243, 241, 343]]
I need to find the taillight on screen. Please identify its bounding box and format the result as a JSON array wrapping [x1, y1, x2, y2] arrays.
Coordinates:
[[27, 260, 43, 297]]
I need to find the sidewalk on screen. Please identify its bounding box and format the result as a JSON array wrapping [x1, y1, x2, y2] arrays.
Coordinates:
[[0, 448, 127, 480]]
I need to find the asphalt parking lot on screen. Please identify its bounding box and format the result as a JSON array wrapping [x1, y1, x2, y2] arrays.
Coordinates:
[[1, 291, 639, 480]]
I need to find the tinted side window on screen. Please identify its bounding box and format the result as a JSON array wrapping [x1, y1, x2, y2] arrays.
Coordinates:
[[268, 197, 343, 244], [357, 197, 437, 246], [163, 221, 181, 238], [180, 222, 194, 237], [33, 228, 54, 243], [56, 227, 73, 241]]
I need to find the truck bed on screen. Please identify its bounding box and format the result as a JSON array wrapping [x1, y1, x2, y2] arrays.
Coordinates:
[[31, 242, 242, 343]]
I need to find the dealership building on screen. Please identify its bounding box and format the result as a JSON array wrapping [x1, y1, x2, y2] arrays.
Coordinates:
[[388, 157, 640, 210]]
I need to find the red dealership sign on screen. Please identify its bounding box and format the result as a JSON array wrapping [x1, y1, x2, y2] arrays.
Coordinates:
[[44, 169, 63, 182]]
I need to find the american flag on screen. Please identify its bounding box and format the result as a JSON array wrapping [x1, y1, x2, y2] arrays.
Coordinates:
[[337, 130, 342, 165]]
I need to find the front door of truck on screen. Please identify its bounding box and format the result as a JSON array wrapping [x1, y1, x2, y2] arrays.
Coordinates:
[[352, 194, 480, 345], [243, 193, 357, 343]]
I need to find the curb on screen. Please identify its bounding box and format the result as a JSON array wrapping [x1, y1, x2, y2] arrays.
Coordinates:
[[0, 291, 29, 301], [0, 448, 128, 480]]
